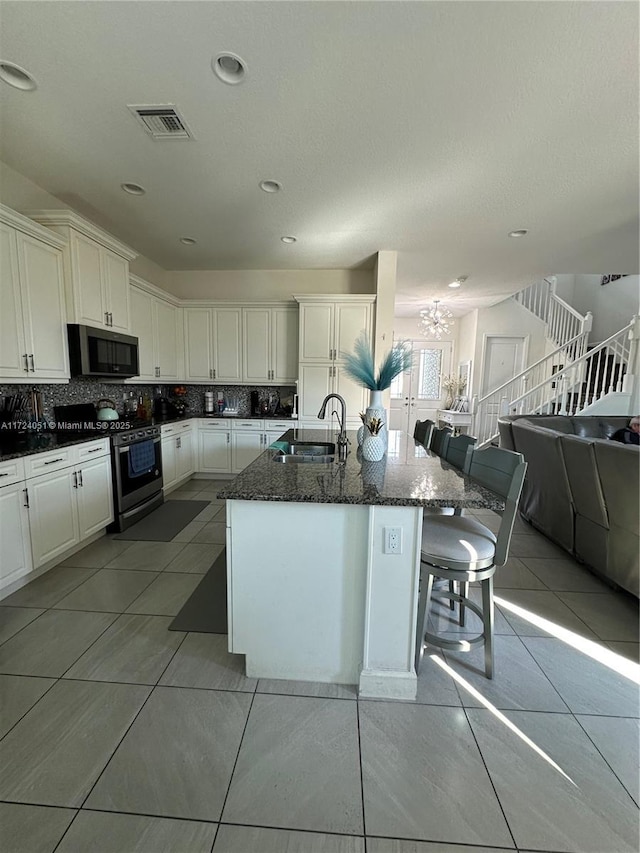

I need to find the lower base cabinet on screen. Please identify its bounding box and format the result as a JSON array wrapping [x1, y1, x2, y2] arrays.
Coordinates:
[[28, 468, 81, 568], [162, 423, 195, 492], [28, 454, 114, 569], [0, 480, 33, 590], [198, 425, 231, 473]]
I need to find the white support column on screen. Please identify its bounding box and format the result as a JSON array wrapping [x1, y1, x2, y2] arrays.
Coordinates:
[[359, 504, 423, 700]]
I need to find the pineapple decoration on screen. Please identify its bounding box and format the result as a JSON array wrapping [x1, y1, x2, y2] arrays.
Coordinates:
[[362, 415, 386, 461]]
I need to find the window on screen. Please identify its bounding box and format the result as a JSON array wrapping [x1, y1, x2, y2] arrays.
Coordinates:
[[417, 348, 443, 400]]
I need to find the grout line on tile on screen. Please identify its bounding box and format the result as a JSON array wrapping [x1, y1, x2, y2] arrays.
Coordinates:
[[216, 688, 259, 824]]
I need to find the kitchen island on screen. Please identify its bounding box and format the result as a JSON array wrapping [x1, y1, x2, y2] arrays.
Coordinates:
[[218, 428, 502, 700]]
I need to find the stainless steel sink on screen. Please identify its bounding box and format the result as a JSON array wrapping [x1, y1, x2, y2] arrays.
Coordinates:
[[287, 442, 336, 456], [273, 454, 335, 464]]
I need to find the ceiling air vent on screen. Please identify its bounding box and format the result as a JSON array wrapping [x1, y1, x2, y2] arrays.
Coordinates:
[[128, 105, 193, 139]]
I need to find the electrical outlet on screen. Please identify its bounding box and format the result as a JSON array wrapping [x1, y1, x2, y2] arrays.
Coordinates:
[[384, 526, 403, 555]]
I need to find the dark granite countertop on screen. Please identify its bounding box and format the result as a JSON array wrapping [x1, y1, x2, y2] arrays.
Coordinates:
[[217, 428, 504, 510], [0, 429, 110, 462]]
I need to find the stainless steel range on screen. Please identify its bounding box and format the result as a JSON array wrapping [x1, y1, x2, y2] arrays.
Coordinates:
[[110, 424, 163, 531]]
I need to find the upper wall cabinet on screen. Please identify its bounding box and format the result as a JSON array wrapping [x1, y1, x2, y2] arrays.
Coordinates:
[[0, 205, 69, 381], [297, 297, 374, 363], [184, 307, 243, 383], [26, 210, 137, 333], [242, 306, 298, 384], [129, 276, 182, 382]]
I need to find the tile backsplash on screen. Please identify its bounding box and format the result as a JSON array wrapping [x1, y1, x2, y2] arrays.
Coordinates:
[[0, 379, 296, 422]]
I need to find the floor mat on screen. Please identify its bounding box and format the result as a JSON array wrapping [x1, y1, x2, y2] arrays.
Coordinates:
[[113, 500, 210, 541], [168, 549, 227, 633]]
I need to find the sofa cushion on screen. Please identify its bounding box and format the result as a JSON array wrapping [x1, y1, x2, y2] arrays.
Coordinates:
[[560, 435, 609, 528], [571, 416, 629, 439], [511, 421, 574, 551]]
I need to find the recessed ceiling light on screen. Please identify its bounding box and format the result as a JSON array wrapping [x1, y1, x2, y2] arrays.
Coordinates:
[[0, 61, 37, 91], [179, 237, 197, 245], [259, 180, 282, 193], [121, 182, 146, 196], [281, 236, 297, 244], [448, 276, 468, 289], [508, 229, 528, 238], [212, 52, 247, 85]]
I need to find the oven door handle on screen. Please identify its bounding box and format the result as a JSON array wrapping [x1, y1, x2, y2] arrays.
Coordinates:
[[117, 437, 161, 455]]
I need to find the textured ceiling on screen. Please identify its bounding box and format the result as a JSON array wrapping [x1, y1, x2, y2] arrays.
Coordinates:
[[0, 0, 638, 316]]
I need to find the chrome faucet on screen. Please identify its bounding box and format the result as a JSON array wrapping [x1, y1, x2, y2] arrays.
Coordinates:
[[317, 393, 349, 461]]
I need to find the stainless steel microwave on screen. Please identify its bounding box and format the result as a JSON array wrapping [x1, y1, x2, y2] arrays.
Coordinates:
[[67, 324, 140, 378]]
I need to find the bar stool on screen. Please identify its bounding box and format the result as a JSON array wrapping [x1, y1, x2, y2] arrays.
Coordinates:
[[413, 419, 435, 448], [430, 426, 452, 457], [415, 446, 527, 678]]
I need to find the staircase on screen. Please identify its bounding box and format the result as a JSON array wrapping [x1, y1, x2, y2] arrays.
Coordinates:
[[472, 277, 637, 446]]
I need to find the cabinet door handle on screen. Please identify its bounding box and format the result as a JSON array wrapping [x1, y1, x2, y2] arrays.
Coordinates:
[[213, 368, 216, 379], [73, 471, 78, 488], [177, 437, 181, 449], [23, 354, 29, 372], [105, 311, 109, 325], [23, 488, 29, 508], [29, 354, 35, 372], [226, 433, 230, 443], [209, 368, 213, 379], [44, 457, 64, 465], [78, 469, 83, 487], [86, 447, 101, 453], [109, 312, 113, 326], [0, 473, 8, 477]]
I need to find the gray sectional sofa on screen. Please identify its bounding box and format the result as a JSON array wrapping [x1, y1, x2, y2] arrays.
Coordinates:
[[498, 414, 639, 598]]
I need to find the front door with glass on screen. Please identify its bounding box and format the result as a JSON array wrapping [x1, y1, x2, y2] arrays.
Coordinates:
[[388, 340, 452, 433]]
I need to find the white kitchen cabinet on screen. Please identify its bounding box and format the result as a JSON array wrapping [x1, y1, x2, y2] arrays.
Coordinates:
[[231, 430, 264, 473], [198, 425, 231, 473], [28, 467, 81, 568], [176, 427, 195, 481], [162, 422, 194, 491], [184, 307, 242, 383], [296, 296, 375, 429], [27, 209, 137, 333], [0, 207, 69, 381], [25, 441, 113, 571], [161, 434, 177, 491], [75, 455, 114, 539], [242, 305, 298, 384], [0, 458, 32, 593], [130, 278, 181, 382]]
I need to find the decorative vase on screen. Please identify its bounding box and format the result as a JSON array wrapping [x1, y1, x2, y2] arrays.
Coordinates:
[[361, 457, 387, 490], [444, 396, 454, 411], [357, 424, 366, 446], [365, 389, 387, 446], [362, 433, 385, 462]]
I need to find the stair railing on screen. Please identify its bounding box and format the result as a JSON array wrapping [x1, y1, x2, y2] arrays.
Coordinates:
[[514, 277, 591, 349], [472, 320, 634, 445]]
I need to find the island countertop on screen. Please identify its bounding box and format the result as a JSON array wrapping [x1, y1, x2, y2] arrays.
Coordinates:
[[217, 428, 503, 510]]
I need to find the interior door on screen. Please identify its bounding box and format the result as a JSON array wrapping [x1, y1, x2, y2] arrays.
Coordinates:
[[481, 336, 527, 396], [389, 340, 452, 433]]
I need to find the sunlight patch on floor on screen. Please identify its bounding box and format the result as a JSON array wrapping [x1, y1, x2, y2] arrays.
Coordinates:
[[494, 595, 640, 684], [430, 654, 577, 786]]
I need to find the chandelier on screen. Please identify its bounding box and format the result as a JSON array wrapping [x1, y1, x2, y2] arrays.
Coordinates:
[[419, 299, 454, 339]]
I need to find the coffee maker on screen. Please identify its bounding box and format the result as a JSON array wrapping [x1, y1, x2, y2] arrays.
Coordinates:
[[204, 392, 215, 414]]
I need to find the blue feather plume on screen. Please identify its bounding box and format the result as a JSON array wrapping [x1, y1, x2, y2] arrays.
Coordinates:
[[342, 332, 413, 390]]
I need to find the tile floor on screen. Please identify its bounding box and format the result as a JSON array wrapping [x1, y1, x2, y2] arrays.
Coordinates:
[[1, 481, 638, 853]]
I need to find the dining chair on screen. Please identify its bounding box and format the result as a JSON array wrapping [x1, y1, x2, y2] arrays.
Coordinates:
[[413, 419, 435, 449], [443, 433, 477, 473], [430, 426, 452, 457], [415, 445, 527, 678]]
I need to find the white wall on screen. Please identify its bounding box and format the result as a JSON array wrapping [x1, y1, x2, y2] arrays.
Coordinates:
[[472, 299, 547, 397], [570, 275, 639, 342], [1, 159, 173, 291], [165, 269, 373, 301]]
